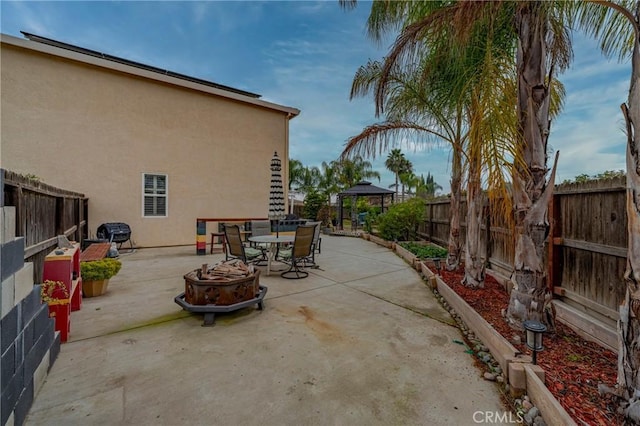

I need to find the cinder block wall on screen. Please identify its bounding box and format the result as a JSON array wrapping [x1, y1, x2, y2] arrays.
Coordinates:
[[1, 206, 60, 426]]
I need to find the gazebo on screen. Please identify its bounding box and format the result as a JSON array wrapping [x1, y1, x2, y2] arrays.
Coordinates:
[[337, 181, 395, 230]]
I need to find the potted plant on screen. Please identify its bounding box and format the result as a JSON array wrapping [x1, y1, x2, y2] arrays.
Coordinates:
[[80, 258, 122, 297]]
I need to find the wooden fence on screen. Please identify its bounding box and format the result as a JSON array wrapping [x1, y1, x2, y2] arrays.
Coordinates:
[[419, 177, 627, 328], [2, 169, 88, 283]]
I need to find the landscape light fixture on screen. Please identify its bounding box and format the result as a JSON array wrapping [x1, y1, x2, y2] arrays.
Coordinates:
[[433, 258, 441, 272], [523, 320, 547, 365]]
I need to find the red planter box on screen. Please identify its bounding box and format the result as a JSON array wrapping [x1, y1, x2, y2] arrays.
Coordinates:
[[47, 301, 71, 343]]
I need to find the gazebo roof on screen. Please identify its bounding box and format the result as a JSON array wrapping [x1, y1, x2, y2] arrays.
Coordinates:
[[338, 181, 394, 196]]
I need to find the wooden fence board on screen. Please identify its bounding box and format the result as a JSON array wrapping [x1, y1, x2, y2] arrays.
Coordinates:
[[420, 178, 627, 321], [2, 169, 87, 283]]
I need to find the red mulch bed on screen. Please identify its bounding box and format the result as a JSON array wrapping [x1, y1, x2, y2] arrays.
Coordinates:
[[438, 268, 622, 426]]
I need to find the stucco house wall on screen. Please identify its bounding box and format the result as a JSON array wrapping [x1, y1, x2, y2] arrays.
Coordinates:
[[0, 33, 299, 247]]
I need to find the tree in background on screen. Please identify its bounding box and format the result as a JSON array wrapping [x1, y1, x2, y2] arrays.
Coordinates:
[[385, 149, 406, 203], [346, 1, 523, 285], [302, 189, 325, 222], [342, 52, 468, 271], [288, 159, 305, 191], [400, 169, 421, 199], [317, 161, 342, 225], [336, 155, 381, 188], [397, 157, 414, 201], [415, 172, 442, 199]]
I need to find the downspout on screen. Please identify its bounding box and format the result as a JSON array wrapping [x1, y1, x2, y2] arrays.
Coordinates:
[[284, 112, 293, 215]]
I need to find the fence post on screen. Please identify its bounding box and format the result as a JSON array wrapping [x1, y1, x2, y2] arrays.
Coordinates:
[[547, 192, 562, 294], [429, 203, 434, 241], [485, 198, 491, 264]]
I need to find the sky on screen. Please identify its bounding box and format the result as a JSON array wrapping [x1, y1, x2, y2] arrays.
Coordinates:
[[0, 1, 632, 194]]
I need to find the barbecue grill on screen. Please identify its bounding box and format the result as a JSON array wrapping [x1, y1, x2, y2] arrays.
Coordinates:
[[97, 222, 133, 249]]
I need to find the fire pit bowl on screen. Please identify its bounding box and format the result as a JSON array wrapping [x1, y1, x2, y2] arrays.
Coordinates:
[[175, 263, 267, 326], [183, 269, 260, 306]]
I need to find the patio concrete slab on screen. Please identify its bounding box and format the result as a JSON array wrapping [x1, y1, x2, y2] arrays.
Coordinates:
[[25, 235, 513, 425]]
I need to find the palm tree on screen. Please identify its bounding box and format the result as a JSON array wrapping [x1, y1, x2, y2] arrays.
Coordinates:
[[343, 1, 523, 283], [336, 155, 381, 188], [398, 158, 414, 201], [400, 170, 421, 198], [317, 160, 342, 225], [288, 159, 306, 191], [351, 0, 573, 311], [417, 172, 442, 199], [385, 149, 406, 203], [342, 55, 468, 270], [297, 166, 321, 195], [567, 0, 640, 418]]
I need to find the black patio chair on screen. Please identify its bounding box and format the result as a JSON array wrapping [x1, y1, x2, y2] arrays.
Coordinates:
[[276, 224, 317, 279]]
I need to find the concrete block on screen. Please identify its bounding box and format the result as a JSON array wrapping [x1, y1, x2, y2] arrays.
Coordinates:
[[33, 303, 51, 339], [33, 349, 50, 397], [0, 171, 4, 207], [1, 342, 16, 389], [508, 362, 526, 396], [1, 237, 25, 282], [1, 305, 18, 354], [2, 206, 16, 243], [1, 364, 24, 425], [49, 332, 61, 368], [1, 275, 16, 320], [24, 334, 47, 382], [14, 380, 33, 426], [23, 316, 36, 356], [14, 263, 34, 306], [19, 285, 40, 325], [526, 363, 545, 382], [5, 412, 14, 426]]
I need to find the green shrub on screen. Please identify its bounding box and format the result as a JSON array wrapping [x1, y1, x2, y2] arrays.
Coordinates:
[[399, 242, 448, 259], [376, 198, 426, 241], [303, 189, 324, 221], [363, 210, 378, 233], [81, 258, 122, 281]]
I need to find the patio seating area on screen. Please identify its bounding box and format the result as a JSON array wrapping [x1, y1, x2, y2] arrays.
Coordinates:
[[25, 235, 509, 425]]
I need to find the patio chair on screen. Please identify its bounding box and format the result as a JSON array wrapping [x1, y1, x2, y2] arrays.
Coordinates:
[[304, 221, 322, 265], [223, 224, 266, 265], [276, 224, 317, 279], [249, 220, 271, 265]]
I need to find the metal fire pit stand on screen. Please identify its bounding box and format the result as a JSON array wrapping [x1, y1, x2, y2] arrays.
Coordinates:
[[174, 285, 267, 326]]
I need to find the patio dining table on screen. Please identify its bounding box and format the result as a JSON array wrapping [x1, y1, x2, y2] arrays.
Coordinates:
[[248, 233, 294, 276]]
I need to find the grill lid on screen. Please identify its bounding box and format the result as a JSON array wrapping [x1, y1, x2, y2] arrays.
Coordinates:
[[97, 222, 131, 243]]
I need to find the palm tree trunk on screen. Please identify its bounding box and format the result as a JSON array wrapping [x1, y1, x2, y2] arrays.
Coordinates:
[[394, 173, 399, 204], [506, 2, 557, 330], [617, 5, 640, 418], [446, 151, 463, 270], [463, 158, 485, 288]]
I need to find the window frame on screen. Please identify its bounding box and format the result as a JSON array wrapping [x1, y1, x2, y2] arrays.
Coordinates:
[[142, 173, 168, 218]]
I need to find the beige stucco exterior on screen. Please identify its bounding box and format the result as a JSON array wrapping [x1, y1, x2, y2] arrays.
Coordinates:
[[1, 34, 299, 247]]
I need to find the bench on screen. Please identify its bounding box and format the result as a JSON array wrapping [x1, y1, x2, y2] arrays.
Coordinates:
[[80, 243, 111, 262]]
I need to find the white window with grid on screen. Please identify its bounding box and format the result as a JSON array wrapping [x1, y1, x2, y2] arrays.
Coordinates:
[[142, 173, 167, 217]]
